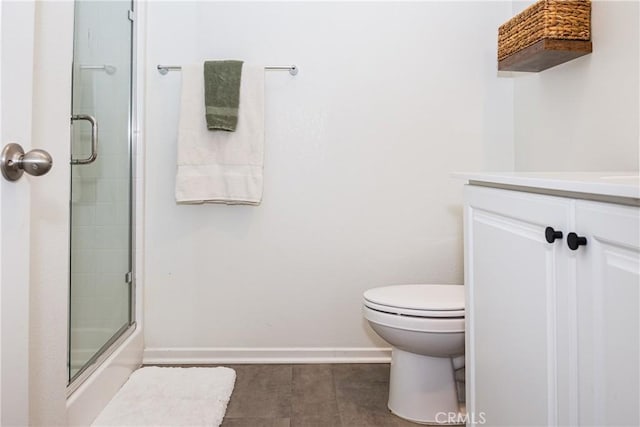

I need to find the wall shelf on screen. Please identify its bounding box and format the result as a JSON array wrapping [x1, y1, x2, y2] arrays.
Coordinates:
[[497, 0, 592, 73], [498, 39, 593, 72]]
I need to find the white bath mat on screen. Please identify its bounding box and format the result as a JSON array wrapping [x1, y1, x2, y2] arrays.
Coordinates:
[[92, 366, 236, 427]]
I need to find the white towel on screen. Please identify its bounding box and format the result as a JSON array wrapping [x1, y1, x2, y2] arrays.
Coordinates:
[[175, 63, 264, 205]]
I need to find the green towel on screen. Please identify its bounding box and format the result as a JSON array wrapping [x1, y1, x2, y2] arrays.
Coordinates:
[[204, 60, 244, 131]]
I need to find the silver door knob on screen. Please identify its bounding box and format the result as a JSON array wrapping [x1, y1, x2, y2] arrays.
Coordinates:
[[1, 143, 53, 182]]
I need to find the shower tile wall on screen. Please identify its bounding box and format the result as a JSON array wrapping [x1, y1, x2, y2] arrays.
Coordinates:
[[70, 0, 131, 375]]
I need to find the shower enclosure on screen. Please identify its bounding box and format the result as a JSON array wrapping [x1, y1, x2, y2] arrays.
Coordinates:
[[68, 0, 135, 383]]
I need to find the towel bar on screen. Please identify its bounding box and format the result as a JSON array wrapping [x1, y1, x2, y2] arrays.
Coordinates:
[[157, 64, 298, 76], [80, 64, 117, 75]]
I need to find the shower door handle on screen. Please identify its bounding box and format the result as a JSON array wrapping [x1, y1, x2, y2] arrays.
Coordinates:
[[70, 114, 98, 165]]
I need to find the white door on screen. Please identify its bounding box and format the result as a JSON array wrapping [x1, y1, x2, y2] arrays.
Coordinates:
[[1, 1, 73, 425], [574, 200, 640, 426], [464, 185, 572, 426], [1, 1, 36, 424]]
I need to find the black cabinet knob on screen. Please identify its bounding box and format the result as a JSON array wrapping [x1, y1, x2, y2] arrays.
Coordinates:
[[567, 232, 587, 250], [545, 226, 563, 243]]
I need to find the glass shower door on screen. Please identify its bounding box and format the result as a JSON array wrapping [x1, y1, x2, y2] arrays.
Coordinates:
[[69, 0, 134, 382]]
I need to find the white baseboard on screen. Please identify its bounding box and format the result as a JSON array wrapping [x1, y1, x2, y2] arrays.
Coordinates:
[[143, 347, 392, 365]]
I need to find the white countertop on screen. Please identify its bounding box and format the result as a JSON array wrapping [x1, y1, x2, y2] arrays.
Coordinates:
[[453, 172, 640, 200]]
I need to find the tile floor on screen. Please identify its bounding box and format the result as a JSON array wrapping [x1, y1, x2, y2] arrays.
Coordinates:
[[220, 364, 465, 427]]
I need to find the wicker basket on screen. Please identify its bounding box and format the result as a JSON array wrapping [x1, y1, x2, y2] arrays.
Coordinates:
[[498, 0, 591, 61]]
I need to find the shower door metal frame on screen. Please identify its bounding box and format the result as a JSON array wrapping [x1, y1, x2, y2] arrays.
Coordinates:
[[67, 0, 138, 393]]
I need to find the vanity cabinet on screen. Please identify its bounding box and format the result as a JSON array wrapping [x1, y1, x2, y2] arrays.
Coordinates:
[[573, 199, 640, 426], [464, 184, 639, 427]]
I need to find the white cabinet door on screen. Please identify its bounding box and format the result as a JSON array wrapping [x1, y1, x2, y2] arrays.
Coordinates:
[[574, 200, 640, 426], [464, 185, 573, 427]]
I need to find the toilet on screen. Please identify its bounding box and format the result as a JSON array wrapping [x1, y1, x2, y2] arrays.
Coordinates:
[[363, 284, 465, 425]]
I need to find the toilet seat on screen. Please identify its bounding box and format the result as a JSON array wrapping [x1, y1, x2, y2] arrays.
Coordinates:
[[363, 306, 465, 333], [363, 284, 464, 318]]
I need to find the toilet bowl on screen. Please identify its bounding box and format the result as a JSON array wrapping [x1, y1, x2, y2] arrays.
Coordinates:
[[363, 284, 465, 425]]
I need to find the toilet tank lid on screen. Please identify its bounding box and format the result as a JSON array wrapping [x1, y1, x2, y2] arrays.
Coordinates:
[[363, 284, 465, 311]]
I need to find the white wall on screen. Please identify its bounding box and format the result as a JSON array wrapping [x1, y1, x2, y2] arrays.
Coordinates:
[[143, 1, 513, 361], [513, 0, 639, 171]]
